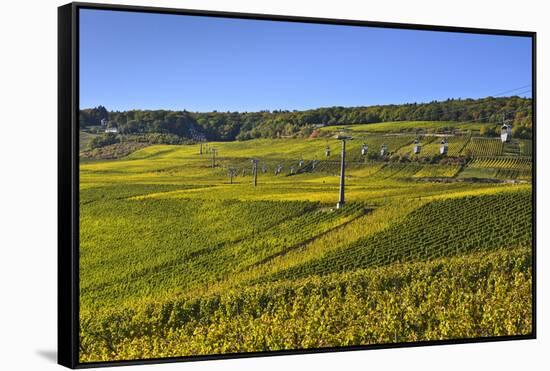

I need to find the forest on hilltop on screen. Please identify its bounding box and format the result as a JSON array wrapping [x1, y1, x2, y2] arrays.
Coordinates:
[[80, 96, 532, 144]]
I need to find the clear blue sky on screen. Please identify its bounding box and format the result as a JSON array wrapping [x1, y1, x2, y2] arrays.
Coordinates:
[[79, 9, 532, 112]]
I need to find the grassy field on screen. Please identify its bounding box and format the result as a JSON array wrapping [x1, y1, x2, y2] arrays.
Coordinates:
[[319, 121, 491, 133], [79, 124, 533, 362]]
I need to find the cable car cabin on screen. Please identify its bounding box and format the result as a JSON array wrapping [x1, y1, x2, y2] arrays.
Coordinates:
[[325, 146, 331, 158], [440, 139, 448, 155], [361, 144, 368, 156], [501, 123, 512, 143], [413, 139, 421, 155], [380, 144, 388, 157]]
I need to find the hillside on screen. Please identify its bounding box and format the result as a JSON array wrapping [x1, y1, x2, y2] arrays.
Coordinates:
[[79, 130, 533, 361], [321, 120, 489, 134], [79, 96, 532, 142], [80, 246, 531, 361], [79, 130, 98, 151]]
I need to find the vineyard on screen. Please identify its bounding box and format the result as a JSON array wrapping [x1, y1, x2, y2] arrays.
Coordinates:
[[420, 135, 470, 156], [468, 157, 531, 170], [78, 121, 533, 362], [332, 135, 415, 161], [460, 157, 532, 180], [463, 137, 503, 156], [79, 246, 532, 362], [320, 121, 489, 134], [270, 190, 531, 281], [519, 140, 533, 156], [412, 164, 461, 178], [80, 193, 369, 307]]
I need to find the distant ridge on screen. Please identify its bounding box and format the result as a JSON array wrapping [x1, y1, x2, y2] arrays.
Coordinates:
[[80, 96, 532, 141]]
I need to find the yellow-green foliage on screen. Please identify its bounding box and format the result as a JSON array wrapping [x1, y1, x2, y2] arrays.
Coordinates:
[[460, 157, 532, 180], [420, 135, 471, 156], [463, 137, 503, 157], [79, 130, 98, 151], [469, 157, 531, 170], [79, 133, 533, 363], [519, 140, 532, 156], [79, 247, 532, 362], [309, 135, 416, 162], [413, 164, 461, 178], [271, 190, 531, 281], [320, 121, 487, 133], [81, 192, 367, 308]]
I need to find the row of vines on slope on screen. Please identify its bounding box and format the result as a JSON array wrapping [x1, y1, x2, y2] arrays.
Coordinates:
[[270, 189, 531, 281], [79, 247, 532, 362]]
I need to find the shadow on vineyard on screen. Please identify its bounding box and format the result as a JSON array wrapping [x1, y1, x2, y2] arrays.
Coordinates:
[[269, 191, 532, 281], [79, 124, 533, 362]]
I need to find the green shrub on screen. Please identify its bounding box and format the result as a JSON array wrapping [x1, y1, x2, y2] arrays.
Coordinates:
[[89, 133, 119, 149]]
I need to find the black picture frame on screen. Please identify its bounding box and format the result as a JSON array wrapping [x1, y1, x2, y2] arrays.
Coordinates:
[[58, 2, 537, 368]]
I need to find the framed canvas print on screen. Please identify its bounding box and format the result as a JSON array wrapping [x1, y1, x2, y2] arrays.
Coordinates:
[[58, 2, 536, 368]]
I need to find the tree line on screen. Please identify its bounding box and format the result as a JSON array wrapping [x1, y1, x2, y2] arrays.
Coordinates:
[[80, 96, 532, 142]]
